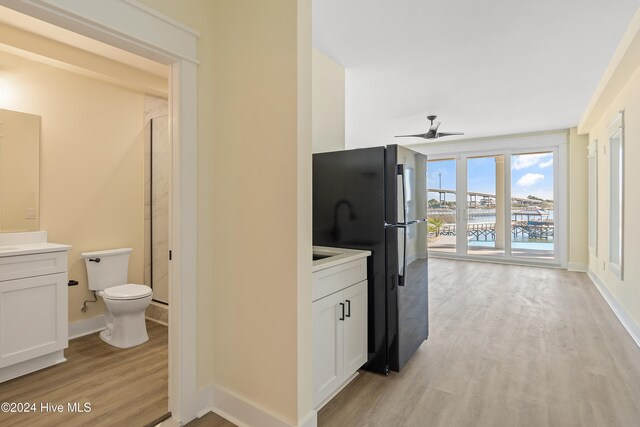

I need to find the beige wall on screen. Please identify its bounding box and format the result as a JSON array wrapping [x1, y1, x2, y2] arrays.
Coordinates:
[[568, 127, 589, 268], [136, 0, 313, 423], [578, 9, 640, 334], [584, 64, 640, 329], [0, 109, 40, 232], [0, 50, 146, 323], [312, 48, 345, 153], [0, 21, 166, 97]]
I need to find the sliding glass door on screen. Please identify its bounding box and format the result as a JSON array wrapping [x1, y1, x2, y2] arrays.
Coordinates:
[[510, 152, 555, 260], [427, 148, 559, 265], [466, 155, 506, 257], [427, 159, 457, 254]]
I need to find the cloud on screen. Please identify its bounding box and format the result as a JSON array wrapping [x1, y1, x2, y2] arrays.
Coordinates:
[[539, 158, 553, 168], [512, 153, 553, 170], [516, 173, 544, 187]]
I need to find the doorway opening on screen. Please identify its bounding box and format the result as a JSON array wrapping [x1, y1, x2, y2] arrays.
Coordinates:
[[0, 1, 201, 423], [0, 1, 200, 424]]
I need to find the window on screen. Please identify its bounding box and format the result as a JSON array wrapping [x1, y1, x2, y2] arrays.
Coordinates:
[[588, 140, 597, 256], [608, 112, 624, 280]]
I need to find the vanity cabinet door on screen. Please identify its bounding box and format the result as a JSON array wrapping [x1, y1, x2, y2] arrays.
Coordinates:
[[313, 290, 344, 407], [342, 280, 368, 378], [0, 273, 68, 368]]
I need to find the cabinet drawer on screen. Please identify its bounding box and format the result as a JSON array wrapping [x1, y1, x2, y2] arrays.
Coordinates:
[[0, 252, 68, 282], [313, 258, 367, 302]]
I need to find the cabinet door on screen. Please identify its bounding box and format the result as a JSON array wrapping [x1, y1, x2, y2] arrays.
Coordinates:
[[313, 290, 344, 407], [342, 280, 368, 378], [0, 273, 68, 368]]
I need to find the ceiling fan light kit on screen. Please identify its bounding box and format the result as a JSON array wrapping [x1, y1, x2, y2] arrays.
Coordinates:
[[395, 115, 464, 140]]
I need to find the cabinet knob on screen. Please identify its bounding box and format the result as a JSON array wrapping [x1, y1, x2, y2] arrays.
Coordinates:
[[345, 300, 351, 317], [339, 303, 345, 321]]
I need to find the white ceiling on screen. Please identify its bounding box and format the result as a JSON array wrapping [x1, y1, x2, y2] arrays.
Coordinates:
[[313, 0, 640, 148]]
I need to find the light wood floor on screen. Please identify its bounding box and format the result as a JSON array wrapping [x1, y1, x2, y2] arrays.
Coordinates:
[[318, 258, 640, 426], [186, 412, 235, 426], [0, 320, 167, 427]]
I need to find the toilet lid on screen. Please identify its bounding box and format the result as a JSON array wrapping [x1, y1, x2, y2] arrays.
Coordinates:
[[103, 284, 152, 300]]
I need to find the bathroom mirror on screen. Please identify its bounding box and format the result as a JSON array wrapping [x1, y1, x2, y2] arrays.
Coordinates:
[[0, 108, 40, 233]]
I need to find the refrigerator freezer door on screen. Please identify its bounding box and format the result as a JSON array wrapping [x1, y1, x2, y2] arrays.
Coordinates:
[[395, 145, 428, 224]]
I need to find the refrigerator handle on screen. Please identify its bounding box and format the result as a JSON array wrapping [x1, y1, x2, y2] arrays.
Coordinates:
[[397, 164, 407, 224], [399, 226, 407, 287]]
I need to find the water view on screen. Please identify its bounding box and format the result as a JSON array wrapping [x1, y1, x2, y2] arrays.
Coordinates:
[[427, 152, 555, 260]]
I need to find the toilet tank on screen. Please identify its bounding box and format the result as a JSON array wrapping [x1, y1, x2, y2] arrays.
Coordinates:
[[81, 248, 132, 291]]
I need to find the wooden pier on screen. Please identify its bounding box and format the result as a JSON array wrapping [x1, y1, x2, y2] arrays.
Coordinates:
[[434, 221, 554, 241]]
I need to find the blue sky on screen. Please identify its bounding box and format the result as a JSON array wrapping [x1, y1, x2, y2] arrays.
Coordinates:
[[427, 153, 554, 201]]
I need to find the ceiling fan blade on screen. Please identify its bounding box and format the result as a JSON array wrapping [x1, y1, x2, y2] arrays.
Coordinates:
[[395, 133, 430, 139], [429, 121, 441, 132], [436, 132, 464, 138]]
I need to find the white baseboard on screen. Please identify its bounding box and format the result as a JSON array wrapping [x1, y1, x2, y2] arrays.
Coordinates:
[[0, 350, 65, 383], [68, 314, 105, 340], [195, 384, 317, 427], [195, 386, 213, 419], [145, 317, 168, 327], [299, 410, 318, 427], [588, 268, 640, 348], [568, 262, 588, 272]]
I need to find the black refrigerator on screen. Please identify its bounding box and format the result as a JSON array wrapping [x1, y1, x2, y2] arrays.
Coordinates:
[[313, 144, 429, 374]]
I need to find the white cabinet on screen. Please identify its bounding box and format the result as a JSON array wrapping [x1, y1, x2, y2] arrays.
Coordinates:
[[313, 280, 367, 408], [342, 281, 367, 376], [0, 246, 70, 383], [313, 289, 345, 404]]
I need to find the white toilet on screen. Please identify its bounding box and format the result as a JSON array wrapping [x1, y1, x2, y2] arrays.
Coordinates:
[[81, 248, 153, 349]]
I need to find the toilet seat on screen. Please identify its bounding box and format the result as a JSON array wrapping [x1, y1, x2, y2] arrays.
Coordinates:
[[101, 284, 152, 300]]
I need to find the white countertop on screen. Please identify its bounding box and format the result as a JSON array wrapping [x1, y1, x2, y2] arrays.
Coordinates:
[[0, 242, 72, 257], [312, 246, 371, 272]]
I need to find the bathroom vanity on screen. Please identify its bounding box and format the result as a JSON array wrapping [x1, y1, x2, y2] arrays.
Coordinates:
[[0, 232, 71, 382], [312, 246, 370, 409]]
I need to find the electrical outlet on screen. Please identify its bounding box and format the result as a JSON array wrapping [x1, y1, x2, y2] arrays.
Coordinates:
[[25, 207, 36, 219], [603, 261, 606, 271]]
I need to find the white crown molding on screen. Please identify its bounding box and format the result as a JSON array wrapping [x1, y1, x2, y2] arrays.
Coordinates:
[[0, 0, 199, 64]]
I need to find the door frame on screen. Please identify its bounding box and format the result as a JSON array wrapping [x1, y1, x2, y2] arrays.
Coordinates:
[[425, 132, 568, 268], [0, 0, 200, 423]]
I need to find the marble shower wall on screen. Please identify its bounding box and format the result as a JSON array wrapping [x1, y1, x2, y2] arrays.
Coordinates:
[[144, 95, 169, 304]]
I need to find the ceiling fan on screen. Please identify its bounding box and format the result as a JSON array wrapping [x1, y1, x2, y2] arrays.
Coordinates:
[[395, 115, 464, 140]]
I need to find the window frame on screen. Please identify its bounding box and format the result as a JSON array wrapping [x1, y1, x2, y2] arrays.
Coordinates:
[[608, 111, 624, 280], [588, 139, 598, 256]]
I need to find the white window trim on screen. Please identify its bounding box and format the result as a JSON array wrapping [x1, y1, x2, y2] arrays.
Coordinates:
[[588, 139, 598, 257], [608, 111, 624, 280], [425, 132, 567, 268]]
